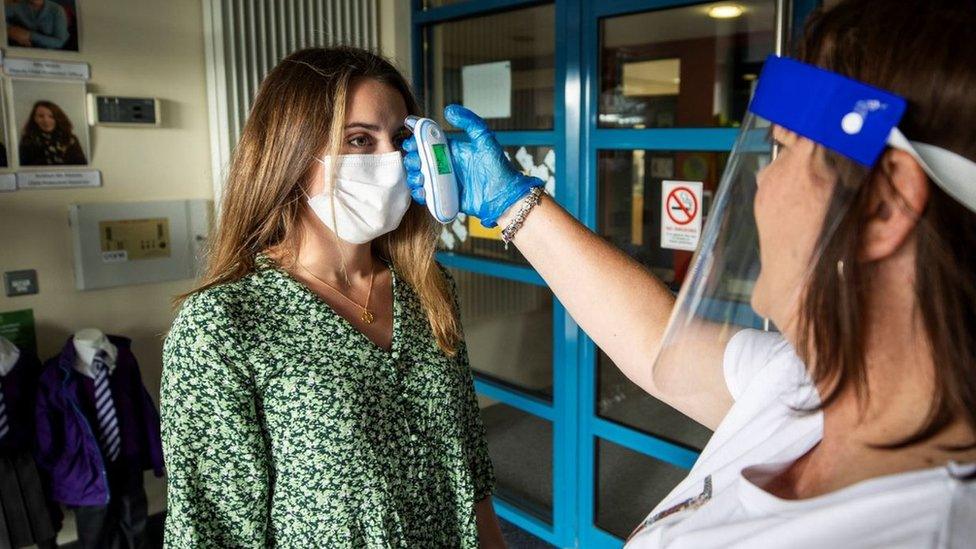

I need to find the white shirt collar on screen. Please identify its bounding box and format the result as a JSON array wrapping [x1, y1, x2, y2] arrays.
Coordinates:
[[73, 333, 118, 378]]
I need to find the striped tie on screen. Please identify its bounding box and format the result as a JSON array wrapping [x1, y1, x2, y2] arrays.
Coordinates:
[[0, 378, 8, 442], [92, 351, 120, 462]]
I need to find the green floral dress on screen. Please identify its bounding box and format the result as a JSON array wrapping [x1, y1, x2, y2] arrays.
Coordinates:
[[160, 257, 494, 548]]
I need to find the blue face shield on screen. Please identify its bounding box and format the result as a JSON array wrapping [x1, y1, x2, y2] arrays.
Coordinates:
[[651, 55, 976, 369], [752, 55, 976, 207]]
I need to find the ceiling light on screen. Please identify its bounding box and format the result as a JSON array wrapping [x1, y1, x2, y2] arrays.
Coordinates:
[[708, 4, 744, 19]]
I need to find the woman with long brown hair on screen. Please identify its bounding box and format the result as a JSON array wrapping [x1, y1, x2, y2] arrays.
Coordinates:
[[404, 0, 976, 546], [19, 100, 87, 166], [161, 47, 503, 547]]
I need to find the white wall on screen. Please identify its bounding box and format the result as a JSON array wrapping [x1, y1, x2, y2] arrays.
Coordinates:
[[0, 0, 212, 385], [379, 0, 413, 78], [0, 0, 212, 539]]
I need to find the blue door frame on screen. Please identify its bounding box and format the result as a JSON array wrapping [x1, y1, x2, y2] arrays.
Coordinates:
[[411, 1, 817, 546]]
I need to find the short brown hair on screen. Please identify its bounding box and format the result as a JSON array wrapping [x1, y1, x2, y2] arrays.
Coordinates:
[[795, 0, 976, 450]]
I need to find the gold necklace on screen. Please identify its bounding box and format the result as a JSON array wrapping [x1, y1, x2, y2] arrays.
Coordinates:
[[299, 263, 377, 324]]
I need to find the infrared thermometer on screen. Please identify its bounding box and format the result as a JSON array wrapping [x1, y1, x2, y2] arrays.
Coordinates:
[[405, 115, 460, 223]]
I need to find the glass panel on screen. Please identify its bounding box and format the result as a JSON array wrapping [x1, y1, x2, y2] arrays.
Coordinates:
[[482, 402, 553, 522], [440, 145, 555, 265], [598, 351, 712, 450], [424, 4, 555, 130], [450, 268, 554, 399], [598, 149, 728, 290], [600, 1, 775, 128], [595, 439, 689, 539]]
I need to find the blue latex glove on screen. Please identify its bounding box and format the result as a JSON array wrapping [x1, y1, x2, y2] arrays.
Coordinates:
[[402, 105, 544, 228]]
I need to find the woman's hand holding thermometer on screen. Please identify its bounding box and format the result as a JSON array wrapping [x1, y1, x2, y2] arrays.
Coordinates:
[[402, 105, 544, 228]]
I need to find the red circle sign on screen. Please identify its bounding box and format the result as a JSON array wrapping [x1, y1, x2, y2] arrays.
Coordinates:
[[666, 187, 699, 226]]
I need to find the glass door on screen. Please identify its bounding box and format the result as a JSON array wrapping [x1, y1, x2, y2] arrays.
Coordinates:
[[578, 1, 815, 546], [413, 1, 814, 546], [413, 1, 578, 546]]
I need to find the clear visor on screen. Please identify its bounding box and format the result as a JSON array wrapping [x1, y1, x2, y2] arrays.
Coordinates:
[[651, 111, 854, 373], [652, 54, 976, 383]]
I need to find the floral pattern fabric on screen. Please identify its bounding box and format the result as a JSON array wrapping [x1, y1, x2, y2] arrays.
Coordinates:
[[161, 258, 494, 548]]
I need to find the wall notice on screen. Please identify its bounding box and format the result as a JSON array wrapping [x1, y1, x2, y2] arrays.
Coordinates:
[[462, 61, 512, 119], [661, 180, 703, 251], [99, 218, 171, 261]]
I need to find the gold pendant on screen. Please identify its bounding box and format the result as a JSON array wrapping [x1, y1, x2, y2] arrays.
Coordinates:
[[361, 309, 375, 324]]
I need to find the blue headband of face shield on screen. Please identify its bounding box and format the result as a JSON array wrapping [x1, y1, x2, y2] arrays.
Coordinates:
[[750, 55, 976, 213]]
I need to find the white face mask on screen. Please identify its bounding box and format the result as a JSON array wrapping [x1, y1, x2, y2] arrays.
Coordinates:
[[307, 151, 411, 245]]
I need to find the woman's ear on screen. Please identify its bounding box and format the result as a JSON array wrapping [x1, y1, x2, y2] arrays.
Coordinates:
[[859, 149, 930, 262]]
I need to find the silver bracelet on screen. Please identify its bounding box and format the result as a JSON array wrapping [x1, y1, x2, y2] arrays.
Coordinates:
[[501, 186, 544, 250]]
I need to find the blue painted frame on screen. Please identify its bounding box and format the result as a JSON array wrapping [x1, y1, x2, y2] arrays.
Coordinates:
[[411, 1, 818, 547], [412, 1, 577, 545]]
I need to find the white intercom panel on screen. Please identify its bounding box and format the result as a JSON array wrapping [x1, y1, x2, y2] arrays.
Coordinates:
[[69, 199, 211, 290], [87, 94, 162, 126]]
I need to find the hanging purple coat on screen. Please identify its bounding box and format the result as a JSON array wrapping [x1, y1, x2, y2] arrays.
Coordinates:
[[34, 335, 164, 506]]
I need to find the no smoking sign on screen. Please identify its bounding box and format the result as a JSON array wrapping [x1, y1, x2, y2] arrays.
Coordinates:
[[661, 180, 703, 251]]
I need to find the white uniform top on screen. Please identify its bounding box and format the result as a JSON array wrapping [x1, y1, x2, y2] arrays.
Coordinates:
[[626, 329, 976, 549]]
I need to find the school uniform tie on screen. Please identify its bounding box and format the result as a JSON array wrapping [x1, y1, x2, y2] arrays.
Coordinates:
[[93, 351, 121, 461], [0, 378, 9, 441]]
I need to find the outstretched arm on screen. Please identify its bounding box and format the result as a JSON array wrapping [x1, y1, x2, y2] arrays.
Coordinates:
[[404, 106, 733, 429], [499, 195, 732, 428]]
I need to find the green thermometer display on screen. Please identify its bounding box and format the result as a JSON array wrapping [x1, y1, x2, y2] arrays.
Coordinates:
[[432, 143, 452, 175]]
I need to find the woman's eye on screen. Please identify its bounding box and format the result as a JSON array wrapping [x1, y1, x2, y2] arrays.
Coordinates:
[[768, 126, 795, 150], [348, 135, 371, 148]]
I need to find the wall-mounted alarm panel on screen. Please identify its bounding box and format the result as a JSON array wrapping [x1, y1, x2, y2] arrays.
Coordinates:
[[69, 199, 211, 290], [87, 94, 161, 126]]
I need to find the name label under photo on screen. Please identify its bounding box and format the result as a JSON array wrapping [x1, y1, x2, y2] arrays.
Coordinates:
[[17, 170, 102, 189], [4, 58, 91, 80]]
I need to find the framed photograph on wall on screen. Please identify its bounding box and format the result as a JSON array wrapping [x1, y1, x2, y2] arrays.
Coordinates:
[[5, 0, 80, 52], [11, 78, 89, 166]]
